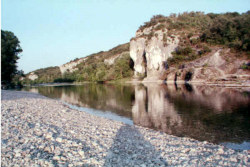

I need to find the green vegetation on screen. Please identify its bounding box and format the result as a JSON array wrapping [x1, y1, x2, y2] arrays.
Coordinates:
[[54, 78, 74, 83], [240, 63, 250, 70], [201, 12, 250, 51], [22, 66, 61, 85], [138, 11, 250, 52], [136, 11, 248, 66], [22, 43, 133, 84], [1, 30, 23, 88], [167, 45, 211, 65], [74, 52, 133, 82]]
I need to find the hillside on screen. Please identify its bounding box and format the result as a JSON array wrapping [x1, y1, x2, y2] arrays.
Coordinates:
[[22, 11, 250, 85], [22, 43, 133, 84], [130, 11, 250, 84]]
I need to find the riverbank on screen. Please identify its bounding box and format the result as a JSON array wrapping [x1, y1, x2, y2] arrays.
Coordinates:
[[1, 90, 249, 166], [23, 79, 250, 88]]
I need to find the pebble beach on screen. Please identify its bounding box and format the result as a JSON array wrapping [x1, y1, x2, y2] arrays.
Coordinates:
[[1, 90, 249, 166]]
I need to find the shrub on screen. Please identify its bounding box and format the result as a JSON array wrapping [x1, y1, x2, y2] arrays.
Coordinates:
[[154, 24, 165, 30], [54, 78, 74, 83], [175, 46, 193, 55], [240, 63, 250, 70], [201, 11, 250, 51]]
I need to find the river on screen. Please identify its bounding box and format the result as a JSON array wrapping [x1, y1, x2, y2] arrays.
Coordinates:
[[22, 83, 250, 150]]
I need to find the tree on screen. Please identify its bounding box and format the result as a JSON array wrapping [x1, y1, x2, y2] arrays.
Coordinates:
[[1, 30, 23, 85]]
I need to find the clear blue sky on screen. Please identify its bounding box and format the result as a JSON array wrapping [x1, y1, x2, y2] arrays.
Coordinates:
[[2, 0, 250, 73]]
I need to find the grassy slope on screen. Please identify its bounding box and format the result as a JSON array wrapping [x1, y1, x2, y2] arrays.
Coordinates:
[[22, 43, 133, 84]]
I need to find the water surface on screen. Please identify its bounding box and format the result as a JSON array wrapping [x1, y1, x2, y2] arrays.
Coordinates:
[[22, 83, 250, 150]]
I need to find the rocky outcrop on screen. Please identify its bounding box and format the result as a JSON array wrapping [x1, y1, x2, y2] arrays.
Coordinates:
[[104, 51, 129, 65], [165, 49, 250, 84], [59, 58, 86, 74], [130, 26, 250, 84], [130, 27, 179, 80], [28, 72, 38, 81]]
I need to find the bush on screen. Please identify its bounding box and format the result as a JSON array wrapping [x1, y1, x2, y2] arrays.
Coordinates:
[[240, 63, 250, 70], [54, 78, 74, 83], [201, 11, 250, 51], [168, 46, 203, 65], [154, 24, 165, 30], [175, 46, 193, 55]]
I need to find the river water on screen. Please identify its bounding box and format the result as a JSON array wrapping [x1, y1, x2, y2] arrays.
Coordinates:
[[22, 83, 250, 150]]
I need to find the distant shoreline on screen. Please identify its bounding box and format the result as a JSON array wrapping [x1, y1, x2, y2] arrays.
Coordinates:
[[23, 80, 250, 88]]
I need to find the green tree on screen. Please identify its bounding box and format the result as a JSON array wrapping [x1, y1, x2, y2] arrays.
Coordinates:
[[1, 30, 23, 85]]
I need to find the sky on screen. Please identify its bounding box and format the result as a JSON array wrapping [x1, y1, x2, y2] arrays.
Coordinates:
[[2, 0, 250, 73]]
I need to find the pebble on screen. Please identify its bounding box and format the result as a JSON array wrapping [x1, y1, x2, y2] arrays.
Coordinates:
[[217, 148, 224, 154], [56, 137, 63, 143], [78, 150, 85, 157], [53, 156, 61, 161], [44, 146, 50, 152], [45, 133, 53, 140]]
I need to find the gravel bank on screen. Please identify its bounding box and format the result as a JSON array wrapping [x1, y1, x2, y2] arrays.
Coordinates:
[[1, 90, 249, 166]]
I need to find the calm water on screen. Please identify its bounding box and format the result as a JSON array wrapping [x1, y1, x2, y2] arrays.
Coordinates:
[[22, 83, 250, 150]]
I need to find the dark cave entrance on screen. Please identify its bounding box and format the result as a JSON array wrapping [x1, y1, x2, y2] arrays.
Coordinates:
[[129, 58, 134, 70], [142, 50, 147, 76], [184, 72, 193, 82], [174, 73, 178, 83]]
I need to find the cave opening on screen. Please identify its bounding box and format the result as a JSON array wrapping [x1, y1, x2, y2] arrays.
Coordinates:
[[129, 58, 134, 70], [174, 73, 178, 82], [184, 72, 193, 82], [142, 50, 147, 76]]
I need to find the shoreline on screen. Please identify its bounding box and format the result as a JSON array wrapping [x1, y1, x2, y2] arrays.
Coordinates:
[[23, 80, 250, 88], [1, 90, 249, 166]]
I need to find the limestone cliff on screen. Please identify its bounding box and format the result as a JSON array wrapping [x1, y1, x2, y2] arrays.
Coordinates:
[[130, 26, 179, 80], [164, 49, 250, 85], [59, 58, 86, 74], [129, 13, 250, 85], [27, 72, 38, 81]]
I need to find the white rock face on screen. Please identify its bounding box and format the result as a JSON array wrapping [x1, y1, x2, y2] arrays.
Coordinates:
[[28, 72, 38, 81], [130, 29, 179, 80], [104, 56, 119, 65], [205, 50, 225, 67], [59, 58, 86, 74]]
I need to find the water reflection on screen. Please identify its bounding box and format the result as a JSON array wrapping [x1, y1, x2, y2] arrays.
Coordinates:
[[132, 84, 250, 145], [22, 83, 250, 146]]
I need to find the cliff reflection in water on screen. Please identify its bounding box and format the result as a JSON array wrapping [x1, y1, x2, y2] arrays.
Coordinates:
[[22, 83, 250, 144], [132, 84, 250, 144]]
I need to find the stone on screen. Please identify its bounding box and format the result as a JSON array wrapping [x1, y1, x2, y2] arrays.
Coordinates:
[[15, 152, 21, 157], [50, 145, 55, 152], [217, 148, 224, 154], [72, 142, 78, 147], [45, 133, 53, 140], [230, 157, 237, 162], [56, 138, 63, 143], [78, 151, 85, 157], [60, 156, 67, 161], [53, 156, 61, 161], [44, 146, 51, 152]]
